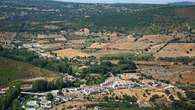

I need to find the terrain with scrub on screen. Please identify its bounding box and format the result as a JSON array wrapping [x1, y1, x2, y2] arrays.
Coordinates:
[[0, 57, 58, 87]]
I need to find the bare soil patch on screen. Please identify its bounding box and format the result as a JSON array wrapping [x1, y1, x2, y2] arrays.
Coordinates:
[[52, 48, 89, 58]]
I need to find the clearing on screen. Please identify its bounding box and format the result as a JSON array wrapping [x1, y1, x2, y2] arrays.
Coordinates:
[[52, 48, 89, 58], [154, 43, 195, 58]]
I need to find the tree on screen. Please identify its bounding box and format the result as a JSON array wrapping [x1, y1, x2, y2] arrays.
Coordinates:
[[11, 99, 22, 110], [186, 91, 195, 100], [47, 93, 54, 101], [55, 79, 65, 89], [103, 96, 109, 101], [67, 66, 73, 75], [123, 95, 137, 102], [169, 95, 175, 101], [32, 80, 48, 92], [0, 97, 4, 110], [57, 89, 63, 96], [118, 58, 137, 71], [165, 90, 171, 95], [149, 94, 160, 102], [177, 92, 186, 101], [0, 45, 3, 51], [0, 85, 21, 110]]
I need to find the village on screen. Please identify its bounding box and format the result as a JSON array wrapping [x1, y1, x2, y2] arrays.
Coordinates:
[[0, 27, 194, 109], [0, 68, 185, 110], [1, 0, 195, 110]]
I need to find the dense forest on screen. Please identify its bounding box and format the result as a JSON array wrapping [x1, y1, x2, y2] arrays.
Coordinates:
[[0, 0, 195, 34]]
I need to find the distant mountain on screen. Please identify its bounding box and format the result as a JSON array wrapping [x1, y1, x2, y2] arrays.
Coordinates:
[[169, 1, 195, 6]]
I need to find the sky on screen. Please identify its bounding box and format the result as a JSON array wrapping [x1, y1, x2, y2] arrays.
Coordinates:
[[55, 0, 195, 4]]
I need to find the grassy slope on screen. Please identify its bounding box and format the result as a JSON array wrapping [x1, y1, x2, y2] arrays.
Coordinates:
[[0, 57, 59, 86]]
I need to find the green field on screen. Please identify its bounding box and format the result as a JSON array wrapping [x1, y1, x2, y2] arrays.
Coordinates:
[[0, 57, 58, 86]]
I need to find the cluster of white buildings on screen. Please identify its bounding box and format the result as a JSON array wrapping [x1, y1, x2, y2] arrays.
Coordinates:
[[60, 73, 158, 100], [24, 97, 52, 110], [20, 73, 180, 110], [22, 91, 69, 110]]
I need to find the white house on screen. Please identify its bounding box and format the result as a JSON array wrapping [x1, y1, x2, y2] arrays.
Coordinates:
[[25, 100, 39, 110]]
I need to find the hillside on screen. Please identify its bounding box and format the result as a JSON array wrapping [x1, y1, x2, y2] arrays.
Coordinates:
[[0, 57, 59, 86], [169, 1, 195, 6], [0, 0, 194, 34]]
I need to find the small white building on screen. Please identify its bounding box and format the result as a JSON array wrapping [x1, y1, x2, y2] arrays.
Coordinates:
[[137, 100, 151, 108], [40, 100, 52, 109], [25, 100, 39, 110], [54, 37, 67, 41]]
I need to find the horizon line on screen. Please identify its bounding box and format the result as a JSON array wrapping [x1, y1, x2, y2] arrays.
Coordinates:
[[53, 0, 194, 5]]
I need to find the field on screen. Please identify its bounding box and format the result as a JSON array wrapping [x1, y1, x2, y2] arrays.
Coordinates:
[[137, 35, 172, 44], [51, 100, 97, 110], [52, 48, 89, 58], [89, 35, 173, 52], [88, 35, 195, 60], [175, 7, 195, 19], [154, 43, 195, 58], [0, 57, 59, 86], [1, 0, 195, 110], [89, 43, 109, 49], [55, 88, 183, 110], [137, 60, 195, 84], [0, 32, 16, 41], [150, 64, 195, 84], [90, 50, 130, 58], [104, 88, 180, 102]]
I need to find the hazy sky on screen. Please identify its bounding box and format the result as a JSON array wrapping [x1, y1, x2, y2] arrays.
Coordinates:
[[55, 0, 195, 4]]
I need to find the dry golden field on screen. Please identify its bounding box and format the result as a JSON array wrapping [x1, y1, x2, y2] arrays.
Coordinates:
[[52, 48, 89, 58], [154, 43, 195, 58], [89, 35, 173, 52], [151, 65, 195, 84]]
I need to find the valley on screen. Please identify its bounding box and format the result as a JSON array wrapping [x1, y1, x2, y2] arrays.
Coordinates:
[[0, 0, 195, 110]]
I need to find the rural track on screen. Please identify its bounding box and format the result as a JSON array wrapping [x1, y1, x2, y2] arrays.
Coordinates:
[[154, 36, 182, 54]]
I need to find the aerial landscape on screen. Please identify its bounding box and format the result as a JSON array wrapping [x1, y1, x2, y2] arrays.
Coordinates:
[[0, 0, 195, 110]]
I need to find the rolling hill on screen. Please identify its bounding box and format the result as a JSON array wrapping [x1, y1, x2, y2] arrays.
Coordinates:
[[169, 1, 195, 6], [0, 57, 59, 86], [0, 0, 195, 34]]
